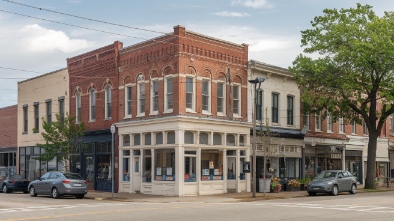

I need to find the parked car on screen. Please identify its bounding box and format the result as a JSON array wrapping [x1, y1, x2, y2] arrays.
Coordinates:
[[28, 171, 88, 199], [0, 174, 29, 193], [307, 170, 357, 196]]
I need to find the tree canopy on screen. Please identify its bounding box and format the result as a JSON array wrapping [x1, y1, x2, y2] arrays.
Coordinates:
[[38, 113, 86, 172], [289, 4, 394, 189]]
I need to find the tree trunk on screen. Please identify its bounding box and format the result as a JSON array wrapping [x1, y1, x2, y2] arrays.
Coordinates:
[[364, 131, 378, 189]]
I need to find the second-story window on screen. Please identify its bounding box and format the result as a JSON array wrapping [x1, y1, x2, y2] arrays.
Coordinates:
[[58, 96, 65, 122], [23, 105, 28, 133], [339, 117, 345, 133], [151, 79, 159, 113], [352, 121, 356, 134], [137, 75, 145, 115], [46, 99, 52, 124], [89, 88, 96, 121], [272, 93, 279, 123], [217, 82, 225, 114], [315, 111, 322, 131], [327, 112, 333, 132], [202, 79, 210, 113], [34, 103, 39, 133], [363, 121, 368, 135], [76, 93, 81, 122], [105, 85, 112, 119], [233, 84, 240, 115], [186, 77, 195, 111], [390, 114, 394, 133], [287, 96, 294, 125], [165, 77, 173, 111], [125, 85, 132, 117]]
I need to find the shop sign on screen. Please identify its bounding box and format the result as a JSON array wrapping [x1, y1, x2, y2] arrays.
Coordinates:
[[330, 154, 342, 159], [243, 162, 250, 173]]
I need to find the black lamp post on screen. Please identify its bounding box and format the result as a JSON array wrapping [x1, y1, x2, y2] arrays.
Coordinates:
[[248, 77, 265, 198]]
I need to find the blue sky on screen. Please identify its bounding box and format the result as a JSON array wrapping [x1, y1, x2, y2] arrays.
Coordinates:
[[0, 0, 392, 108]]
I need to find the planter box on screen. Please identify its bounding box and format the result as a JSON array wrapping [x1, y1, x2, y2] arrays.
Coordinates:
[[287, 185, 300, 191]]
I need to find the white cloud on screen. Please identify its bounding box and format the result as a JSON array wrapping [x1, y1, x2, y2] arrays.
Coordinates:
[[231, 0, 274, 9], [18, 24, 94, 53], [214, 11, 250, 17], [68, 0, 82, 4]]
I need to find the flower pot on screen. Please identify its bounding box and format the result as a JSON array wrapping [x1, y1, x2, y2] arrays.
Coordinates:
[[273, 188, 281, 193]]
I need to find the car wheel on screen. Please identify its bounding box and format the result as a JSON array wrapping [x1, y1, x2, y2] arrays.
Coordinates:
[[308, 192, 316, 196], [52, 188, 60, 199], [29, 186, 37, 197], [2, 185, 9, 193], [76, 194, 84, 199], [349, 184, 357, 194], [330, 185, 338, 196]]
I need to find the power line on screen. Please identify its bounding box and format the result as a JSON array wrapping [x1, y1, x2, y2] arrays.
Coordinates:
[[0, 66, 41, 74], [0, 9, 147, 40], [3, 0, 166, 35]]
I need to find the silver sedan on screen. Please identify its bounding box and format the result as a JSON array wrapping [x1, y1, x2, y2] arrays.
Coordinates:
[[28, 171, 88, 199], [307, 170, 357, 196]]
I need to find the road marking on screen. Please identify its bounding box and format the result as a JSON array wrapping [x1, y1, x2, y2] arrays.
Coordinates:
[[260, 203, 394, 213]]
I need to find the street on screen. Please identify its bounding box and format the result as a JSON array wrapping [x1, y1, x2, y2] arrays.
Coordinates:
[[1, 192, 394, 220]]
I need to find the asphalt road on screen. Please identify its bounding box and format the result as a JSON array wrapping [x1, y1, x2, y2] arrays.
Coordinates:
[[1, 191, 394, 220]]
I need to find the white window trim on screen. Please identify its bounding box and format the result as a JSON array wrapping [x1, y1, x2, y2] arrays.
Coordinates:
[[201, 78, 211, 115], [352, 121, 356, 134], [150, 78, 159, 115], [124, 84, 132, 119], [104, 85, 112, 120], [232, 83, 241, 118], [89, 88, 96, 122], [186, 75, 196, 113], [217, 81, 226, 116], [164, 76, 174, 113]]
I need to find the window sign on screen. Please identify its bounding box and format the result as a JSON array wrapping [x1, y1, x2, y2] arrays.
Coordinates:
[[156, 167, 162, 176]]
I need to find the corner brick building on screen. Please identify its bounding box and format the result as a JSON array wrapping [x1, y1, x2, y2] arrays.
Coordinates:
[[116, 25, 251, 195]]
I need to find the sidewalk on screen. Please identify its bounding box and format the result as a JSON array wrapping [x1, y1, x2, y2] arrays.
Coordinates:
[[85, 185, 394, 203]]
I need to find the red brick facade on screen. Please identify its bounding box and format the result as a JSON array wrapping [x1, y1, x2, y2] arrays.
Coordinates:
[[118, 25, 249, 122], [0, 105, 17, 148]]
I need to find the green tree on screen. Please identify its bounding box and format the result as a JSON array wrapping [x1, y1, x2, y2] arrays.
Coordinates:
[[38, 113, 86, 172], [289, 4, 394, 189]]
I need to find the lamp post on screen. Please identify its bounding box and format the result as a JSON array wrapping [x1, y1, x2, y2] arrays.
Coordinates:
[[248, 77, 265, 198], [110, 124, 116, 198]]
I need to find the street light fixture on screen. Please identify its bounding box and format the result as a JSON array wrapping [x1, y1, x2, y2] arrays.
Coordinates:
[[110, 124, 116, 198], [248, 77, 265, 198]]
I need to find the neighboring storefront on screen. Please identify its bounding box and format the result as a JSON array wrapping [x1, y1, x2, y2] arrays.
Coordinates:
[[117, 116, 251, 196]]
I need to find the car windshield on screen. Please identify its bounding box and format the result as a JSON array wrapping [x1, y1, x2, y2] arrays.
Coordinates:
[[316, 171, 337, 179], [63, 173, 83, 180]]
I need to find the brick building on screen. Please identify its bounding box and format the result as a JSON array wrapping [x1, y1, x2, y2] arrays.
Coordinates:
[[67, 41, 123, 191], [116, 25, 250, 196], [0, 105, 17, 171]]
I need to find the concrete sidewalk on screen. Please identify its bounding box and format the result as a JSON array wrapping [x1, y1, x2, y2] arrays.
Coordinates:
[[85, 185, 394, 203]]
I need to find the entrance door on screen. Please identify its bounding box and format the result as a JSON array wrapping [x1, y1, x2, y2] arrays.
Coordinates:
[[82, 155, 94, 190], [132, 156, 141, 192], [351, 162, 361, 184]]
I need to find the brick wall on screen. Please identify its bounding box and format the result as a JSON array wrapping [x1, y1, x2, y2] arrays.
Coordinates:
[[118, 25, 249, 122], [0, 105, 17, 148]]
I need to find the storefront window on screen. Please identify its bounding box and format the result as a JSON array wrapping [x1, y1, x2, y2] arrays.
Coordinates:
[[305, 156, 315, 178], [122, 150, 130, 181], [279, 158, 299, 178], [143, 150, 152, 182], [201, 150, 223, 181], [154, 149, 175, 181], [240, 151, 246, 180]]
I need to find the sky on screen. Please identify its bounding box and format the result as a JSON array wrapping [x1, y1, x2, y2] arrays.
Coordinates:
[[0, 0, 392, 108]]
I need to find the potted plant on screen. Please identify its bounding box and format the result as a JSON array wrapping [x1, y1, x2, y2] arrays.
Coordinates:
[[299, 178, 312, 190], [287, 179, 301, 191], [271, 177, 282, 193]]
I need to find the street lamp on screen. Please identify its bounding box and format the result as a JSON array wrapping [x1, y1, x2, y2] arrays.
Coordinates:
[[248, 77, 265, 198], [110, 124, 116, 198]]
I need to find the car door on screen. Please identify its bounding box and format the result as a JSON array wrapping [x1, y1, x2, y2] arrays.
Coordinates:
[[34, 172, 50, 193], [336, 172, 347, 191], [343, 171, 353, 190]]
